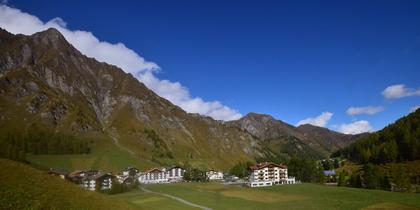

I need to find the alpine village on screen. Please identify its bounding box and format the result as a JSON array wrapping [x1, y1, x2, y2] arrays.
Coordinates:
[[1, 2, 420, 210]]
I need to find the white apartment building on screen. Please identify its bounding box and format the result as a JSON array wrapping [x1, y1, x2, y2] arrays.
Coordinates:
[[138, 166, 185, 184], [166, 166, 185, 182], [248, 162, 296, 187], [138, 168, 168, 184]]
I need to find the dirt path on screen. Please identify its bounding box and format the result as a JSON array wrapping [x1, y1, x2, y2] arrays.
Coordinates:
[[140, 186, 213, 210]]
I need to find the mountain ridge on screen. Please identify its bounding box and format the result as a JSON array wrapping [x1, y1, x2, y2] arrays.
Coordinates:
[[0, 27, 359, 171]]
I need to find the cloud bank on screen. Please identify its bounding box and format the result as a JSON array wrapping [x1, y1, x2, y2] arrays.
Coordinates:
[[382, 84, 420, 99], [0, 5, 242, 121], [336, 120, 373, 134], [296, 112, 333, 127], [346, 106, 384, 116]]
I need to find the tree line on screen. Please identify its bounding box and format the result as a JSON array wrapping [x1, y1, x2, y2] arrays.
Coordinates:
[[0, 131, 90, 161]]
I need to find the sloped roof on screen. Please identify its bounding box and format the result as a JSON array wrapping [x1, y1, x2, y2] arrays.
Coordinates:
[[249, 162, 287, 170], [49, 168, 68, 175], [144, 168, 163, 174]]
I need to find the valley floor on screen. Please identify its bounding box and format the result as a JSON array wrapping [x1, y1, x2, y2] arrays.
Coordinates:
[[112, 182, 420, 210]]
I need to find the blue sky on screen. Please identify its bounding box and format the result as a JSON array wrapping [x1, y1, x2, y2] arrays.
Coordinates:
[[1, 0, 420, 133]]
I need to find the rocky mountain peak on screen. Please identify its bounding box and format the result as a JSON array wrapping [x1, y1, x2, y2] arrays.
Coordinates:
[[31, 28, 70, 49], [243, 112, 275, 122]]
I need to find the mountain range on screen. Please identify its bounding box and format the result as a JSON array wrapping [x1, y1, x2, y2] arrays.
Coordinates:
[[0, 28, 362, 171]]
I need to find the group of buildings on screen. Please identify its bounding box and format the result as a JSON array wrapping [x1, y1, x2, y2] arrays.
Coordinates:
[[48, 162, 297, 190]]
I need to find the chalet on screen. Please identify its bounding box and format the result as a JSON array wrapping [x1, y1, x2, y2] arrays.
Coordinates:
[[117, 167, 140, 185], [67, 169, 104, 188], [323, 170, 337, 183], [248, 162, 296, 187], [121, 166, 139, 177], [206, 170, 224, 180], [138, 168, 168, 184], [166, 166, 185, 182], [48, 168, 68, 179], [82, 173, 115, 191]]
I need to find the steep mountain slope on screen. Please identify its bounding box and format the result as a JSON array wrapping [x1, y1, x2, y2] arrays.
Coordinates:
[[228, 113, 361, 159], [0, 158, 139, 210], [0, 28, 262, 170]]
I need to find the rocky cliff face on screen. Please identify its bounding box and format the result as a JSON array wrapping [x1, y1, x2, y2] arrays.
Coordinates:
[[0, 28, 263, 170]]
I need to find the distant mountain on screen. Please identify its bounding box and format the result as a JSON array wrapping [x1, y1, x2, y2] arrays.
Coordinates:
[[228, 113, 362, 159], [0, 28, 360, 171], [332, 108, 420, 164]]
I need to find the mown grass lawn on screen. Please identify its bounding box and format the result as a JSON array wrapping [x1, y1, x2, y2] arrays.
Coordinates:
[[119, 182, 420, 210]]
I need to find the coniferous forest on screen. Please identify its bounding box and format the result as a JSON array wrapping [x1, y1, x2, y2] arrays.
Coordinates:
[[0, 130, 90, 162], [332, 109, 420, 164]]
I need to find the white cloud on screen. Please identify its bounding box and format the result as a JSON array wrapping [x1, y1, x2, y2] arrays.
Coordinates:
[[382, 84, 420, 99], [336, 120, 373, 134], [296, 112, 333, 127], [410, 105, 420, 112], [346, 106, 384, 116], [0, 5, 242, 121]]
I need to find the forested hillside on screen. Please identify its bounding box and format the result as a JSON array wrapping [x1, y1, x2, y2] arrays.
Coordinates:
[[332, 109, 420, 164]]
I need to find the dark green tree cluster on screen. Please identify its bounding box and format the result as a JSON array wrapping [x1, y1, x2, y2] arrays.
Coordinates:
[[346, 164, 390, 190], [108, 181, 129, 194], [332, 109, 420, 164], [287, 156, 325, 183], [0, 131, 90, 161], [183, 168, 208, 182], [229, 161, 253, 178], [321, 159, 340, 170]]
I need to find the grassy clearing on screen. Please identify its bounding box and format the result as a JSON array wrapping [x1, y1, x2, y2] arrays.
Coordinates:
[[27, 137, 154, 173], [140, 182, 420, 210]]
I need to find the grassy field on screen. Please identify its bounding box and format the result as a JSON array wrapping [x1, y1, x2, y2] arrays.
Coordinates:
[[115, 182, 420, 210], [27, 137, 155, 173]]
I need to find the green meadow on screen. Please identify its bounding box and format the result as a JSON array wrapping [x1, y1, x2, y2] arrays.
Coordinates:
[[114, 182, 420, 210], [27, 137, 155, 173]]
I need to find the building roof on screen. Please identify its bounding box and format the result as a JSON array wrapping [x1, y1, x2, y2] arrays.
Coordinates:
[[123, 166, 139, 171], [49, 168, 68, 175], [84, 172, 115, 181], [144, 168, 163, 174], [323, 170, 336, 176], [68, 170, 85, 178], [166, 166, 184, 170], [249, 162, 287, 170]]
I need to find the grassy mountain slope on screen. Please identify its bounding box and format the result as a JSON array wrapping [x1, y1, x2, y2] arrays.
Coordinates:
[[0, 158, 139, 210]]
